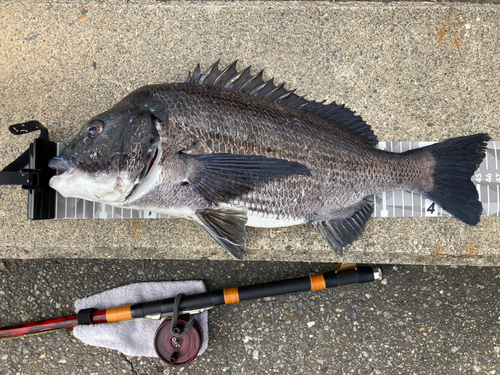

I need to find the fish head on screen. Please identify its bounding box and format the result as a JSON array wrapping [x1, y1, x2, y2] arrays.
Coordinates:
[[49, 87, 165, 203]]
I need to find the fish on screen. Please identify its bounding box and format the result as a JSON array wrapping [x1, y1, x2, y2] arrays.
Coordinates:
[[48, 61, 490, 260]]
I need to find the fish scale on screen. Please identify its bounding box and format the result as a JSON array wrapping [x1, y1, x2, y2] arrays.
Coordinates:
[[148, 84, 415, 218], [49, 61, 489, 259]]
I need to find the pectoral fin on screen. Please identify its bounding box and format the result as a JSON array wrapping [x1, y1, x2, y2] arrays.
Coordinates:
[[196, 207, 248, 260], [313, 199, 374, 256], [180, 153, 310, 204]]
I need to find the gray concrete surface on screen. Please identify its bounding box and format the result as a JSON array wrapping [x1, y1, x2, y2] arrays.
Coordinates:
[[1, 1, 499, 265], [1, 260, 500, 374]]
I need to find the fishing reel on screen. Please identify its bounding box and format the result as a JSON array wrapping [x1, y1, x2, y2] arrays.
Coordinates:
[[0, 121, 58, 219], [154, 293, 203, 366], [154, 293, 204, 366], [155, 315, 203, 366]]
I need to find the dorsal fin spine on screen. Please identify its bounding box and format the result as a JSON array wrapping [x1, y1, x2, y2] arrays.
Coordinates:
[[185, 61, 378, 145], [239, 70, 264, 92], [263, 82, 285, 101], [228, 66, 252, 90], [249, 81, 269, 96], [214, 60, 238, 86], [199, 60, 220, 85]]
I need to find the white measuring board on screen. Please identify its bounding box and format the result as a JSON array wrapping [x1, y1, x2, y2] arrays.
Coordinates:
[[54, 141, 500, 219]]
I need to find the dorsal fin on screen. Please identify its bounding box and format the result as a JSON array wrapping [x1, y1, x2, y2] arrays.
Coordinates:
[[186, 60, 378, 146]]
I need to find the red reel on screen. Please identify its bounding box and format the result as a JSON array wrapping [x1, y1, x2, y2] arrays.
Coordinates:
[[154, 315, 203, 366]]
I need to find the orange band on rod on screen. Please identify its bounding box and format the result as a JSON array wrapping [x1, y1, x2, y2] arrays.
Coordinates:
[[310, 274, 326, 291], [223, 287, 240, 304], [106, 306, 133, 322]]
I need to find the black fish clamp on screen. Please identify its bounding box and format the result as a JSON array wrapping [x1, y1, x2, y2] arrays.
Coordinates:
[[0, 121, 58, 219]]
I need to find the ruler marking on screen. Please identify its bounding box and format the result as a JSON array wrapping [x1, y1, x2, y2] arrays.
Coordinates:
[[99, 203, 106, 219], [392, 191, 395, 217], [54, 144, 59, 218], [487, 186, 490, 216], [401, 190, 405, 217], [408, 142, 414, 217], [55, 143, 61, 218], [486, 142, 489, 170], [408, 143, 411, 217], [388, 142, 394, 217], [381, 191, 388, 217], [494, 141, 498, 170]]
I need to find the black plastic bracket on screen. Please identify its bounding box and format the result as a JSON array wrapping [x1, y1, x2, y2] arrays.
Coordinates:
[[0, 170, 38, 188], [0, 121, 58, 219]]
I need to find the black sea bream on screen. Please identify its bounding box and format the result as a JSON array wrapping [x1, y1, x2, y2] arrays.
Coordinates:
[[49, 61, 489, 259]]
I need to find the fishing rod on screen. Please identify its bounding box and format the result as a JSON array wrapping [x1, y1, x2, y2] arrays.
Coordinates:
[[0, 265, 381, 340]]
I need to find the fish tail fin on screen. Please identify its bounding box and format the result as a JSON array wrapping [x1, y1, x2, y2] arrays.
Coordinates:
[[418, 134, 490, 225]]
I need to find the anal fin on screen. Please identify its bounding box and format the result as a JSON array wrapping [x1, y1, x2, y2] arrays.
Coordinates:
[[196, 207, 248, 260], [312, 199, 374, 256]]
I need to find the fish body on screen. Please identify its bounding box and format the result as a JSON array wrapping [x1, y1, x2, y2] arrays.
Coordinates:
[[49, 61, 489, 259]]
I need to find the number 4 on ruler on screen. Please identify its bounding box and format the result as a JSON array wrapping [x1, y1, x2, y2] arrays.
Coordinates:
[[425, 199, 438, 217]]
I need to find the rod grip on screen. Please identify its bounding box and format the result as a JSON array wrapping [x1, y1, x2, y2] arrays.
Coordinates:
[[77, 308, 97, 325], [323, 266, 376, 288]]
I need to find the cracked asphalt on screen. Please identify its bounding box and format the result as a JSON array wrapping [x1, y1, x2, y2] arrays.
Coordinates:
[[0, 260, 499, 374]]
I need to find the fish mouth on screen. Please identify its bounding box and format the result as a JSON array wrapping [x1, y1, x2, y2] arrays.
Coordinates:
[[48, 156, 75, 174]]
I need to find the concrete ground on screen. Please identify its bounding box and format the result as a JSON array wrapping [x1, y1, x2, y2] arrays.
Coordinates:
[[0, 1, 499, 265], [1, 260, 500, 375]]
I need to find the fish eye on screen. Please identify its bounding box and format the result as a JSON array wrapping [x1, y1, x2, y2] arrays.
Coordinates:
[[86, 121, 104, 138]]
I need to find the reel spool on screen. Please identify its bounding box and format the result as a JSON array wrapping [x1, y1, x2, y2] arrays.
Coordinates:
[[154, 315, 203, 366]]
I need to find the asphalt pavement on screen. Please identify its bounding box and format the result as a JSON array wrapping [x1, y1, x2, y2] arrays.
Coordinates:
[[1, 260, 499, 374]]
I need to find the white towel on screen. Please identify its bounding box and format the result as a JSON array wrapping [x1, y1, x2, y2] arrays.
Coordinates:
[[73, 281, 209, 357]]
